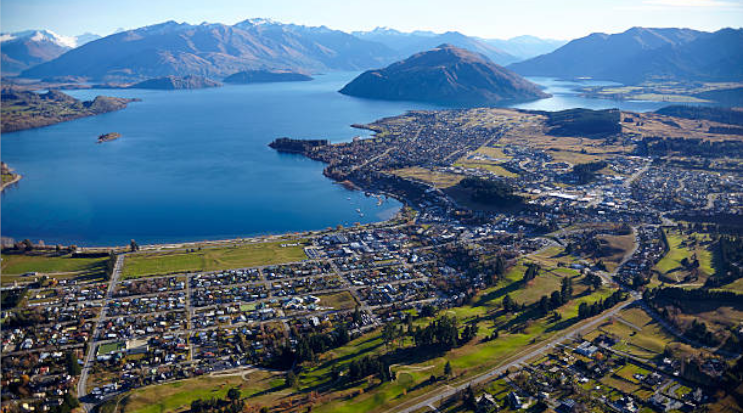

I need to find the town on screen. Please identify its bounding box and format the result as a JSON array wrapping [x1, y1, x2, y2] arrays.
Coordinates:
[[2, 106, 742, 413]]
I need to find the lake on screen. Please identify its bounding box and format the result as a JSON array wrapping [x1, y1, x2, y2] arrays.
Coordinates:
[[1, 72, 672, 246]]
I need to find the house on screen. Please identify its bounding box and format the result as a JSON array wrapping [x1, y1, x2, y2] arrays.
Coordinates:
[[575, 341, 599, 357], [508, 392, 524, 410], [476, 392, 499, 412], [649, 394, 683, 412]]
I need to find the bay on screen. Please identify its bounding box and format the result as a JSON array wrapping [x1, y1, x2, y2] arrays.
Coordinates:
[[1, 73, 673, 246]]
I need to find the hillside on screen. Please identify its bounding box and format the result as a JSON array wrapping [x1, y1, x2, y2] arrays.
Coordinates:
[[1, 88, 138, 133], [223, 69, 313, 83], [339, 44, 549, 105], [20, 20, 397, 81], [509, 27, 743, 84], [129, 75, 222, 90], [353, 28, 518, 65]]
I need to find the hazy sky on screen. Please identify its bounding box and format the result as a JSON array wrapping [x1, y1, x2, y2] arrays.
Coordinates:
[[2, 0, 742, 40]]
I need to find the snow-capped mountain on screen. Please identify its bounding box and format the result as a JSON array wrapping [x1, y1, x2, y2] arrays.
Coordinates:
[[1, 30, 75, 74]]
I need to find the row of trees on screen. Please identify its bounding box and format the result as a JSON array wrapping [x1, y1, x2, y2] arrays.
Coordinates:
[[271, 324, 351, 369], [537, 277, 575, 314], [411, 316, 479, 351], [577, 291, 626, 319], [706, 235, 743, 288], [522, 263, 540, 283], [346, 355, 394, 383], [190, 389, 245, 413]]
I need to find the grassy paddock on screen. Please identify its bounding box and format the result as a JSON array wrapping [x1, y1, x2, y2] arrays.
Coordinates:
[[122, 240, 309, 278], [0, 253, 108, 284], [123, 371, 282, 413], [391, 167, 463, 188], [654, 230, 714, 283]]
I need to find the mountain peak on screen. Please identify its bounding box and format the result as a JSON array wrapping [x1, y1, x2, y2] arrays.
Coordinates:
[[339, 45, 549, 105]]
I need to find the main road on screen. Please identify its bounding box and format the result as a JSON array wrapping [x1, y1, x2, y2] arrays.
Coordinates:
[[389, 295, 639, 413], [78, 254, 125, 412]]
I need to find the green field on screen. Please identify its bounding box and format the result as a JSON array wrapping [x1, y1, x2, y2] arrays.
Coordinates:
[[391, 167, 464, 188], [98, 342, 125, 355], [306, 266, 619, 413], [122, 372, 282, 413], [454, 161, 517, 178], [0, 253, 108, 284], [654, 230, 714, 283], [318, 291, 358, 310], [122, 240, 308, 278], [585, 307, 675, 359]]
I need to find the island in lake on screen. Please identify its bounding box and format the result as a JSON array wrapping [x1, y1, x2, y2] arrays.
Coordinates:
[[0, 87, 139, 133], [223, 69, 313, 84], [97, 132, 122, 143], [128, 75, 222, 90], [339, 44, 550, 105]]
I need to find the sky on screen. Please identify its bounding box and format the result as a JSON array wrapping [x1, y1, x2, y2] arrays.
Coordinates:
[[2, 0, 742, 40]]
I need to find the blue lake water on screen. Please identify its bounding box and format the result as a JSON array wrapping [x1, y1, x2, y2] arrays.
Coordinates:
[[1, 73, 673, 246]]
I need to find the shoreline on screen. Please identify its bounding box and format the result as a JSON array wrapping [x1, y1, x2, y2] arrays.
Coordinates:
[[1, 193, 408, 252], [1, 173, 23, 192]]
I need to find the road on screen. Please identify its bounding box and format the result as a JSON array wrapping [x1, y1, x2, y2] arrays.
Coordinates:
[[390, 296, 638, 413], [78, 253, 124, 412], [623, 162, 650, 188]]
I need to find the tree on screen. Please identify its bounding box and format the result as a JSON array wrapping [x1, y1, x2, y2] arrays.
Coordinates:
[[21, 239, 33, 251], [130, 239, 140, 252], [494, 255, 506, 277], [444, 360, 452, 377], [286, 371, 298, 388], [539, 296, 550, 314], [227, 388, 241, 403], [550, 291, 563, 309], [588, 273, 602, 291], [352, 306, 362, 325], [502, 294, 515, 312], [561, 276, 573, 302], [464, 385, 477, 409], [65, 351, 81, 376]]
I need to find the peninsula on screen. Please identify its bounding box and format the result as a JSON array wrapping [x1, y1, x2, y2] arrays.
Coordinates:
[[128, 75, 222, 90], [1, 162, 22, 191], [339, 44, 550, 105], [268, 137, 329, 154], [223, 69, 313, 84], [0, 87, 139, 133]]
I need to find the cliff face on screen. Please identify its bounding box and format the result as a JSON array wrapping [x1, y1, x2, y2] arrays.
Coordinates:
[[339, 44, 549, 105], [224, 69, 313, 84]]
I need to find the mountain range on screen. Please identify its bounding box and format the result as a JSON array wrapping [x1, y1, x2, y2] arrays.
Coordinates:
[[20, 20, 397, 81], [339, 44, 549, 105], [10, 20, 566, 82], [5, 22, 741, 86], [509, 27, 743, 84]]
